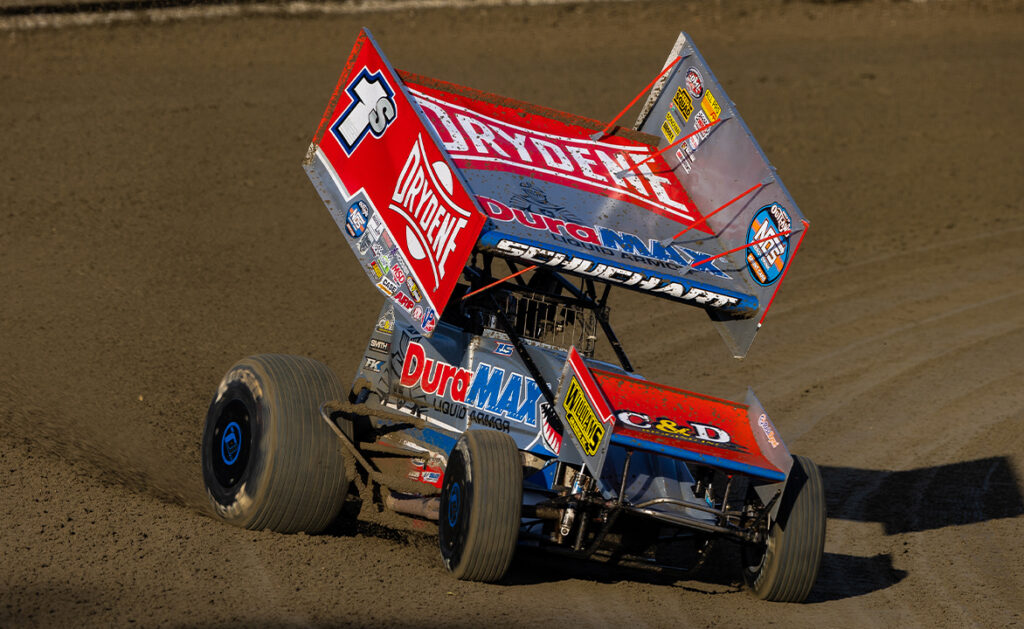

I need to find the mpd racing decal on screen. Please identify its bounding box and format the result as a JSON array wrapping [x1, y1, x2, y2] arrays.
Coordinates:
[[746, 203, 792, 286], [478, 195, 730, 280], [408, 87, 708, 230], [330, 68, 397, 156], [400, 341, 542, 427], [486, 235, 752, 313], [616, 410, 745, 453]]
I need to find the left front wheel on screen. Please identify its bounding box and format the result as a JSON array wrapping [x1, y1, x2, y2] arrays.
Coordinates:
[[201, 354, 350, 533]]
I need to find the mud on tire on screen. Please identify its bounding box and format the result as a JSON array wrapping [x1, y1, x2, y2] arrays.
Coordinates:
[[439, 430, 522, 582], [201, 354, 350, 534], [743, 454, 826, 603]]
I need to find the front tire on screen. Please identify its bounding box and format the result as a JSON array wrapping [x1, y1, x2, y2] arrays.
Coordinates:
[[439, 430, 522, 582], [201, 354, 350, 533], [742, 454, 826, 602]]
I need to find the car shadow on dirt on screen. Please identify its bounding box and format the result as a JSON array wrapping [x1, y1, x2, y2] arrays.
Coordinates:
[[508, 539, 906, 603], [820, 456, 1024, 535]]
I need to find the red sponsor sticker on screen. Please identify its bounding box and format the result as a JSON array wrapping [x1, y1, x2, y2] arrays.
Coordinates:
[[311, 30, 486, 329]]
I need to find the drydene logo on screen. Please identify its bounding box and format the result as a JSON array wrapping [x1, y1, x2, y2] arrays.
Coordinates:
[[389, 134, 473, 289], [331, 68, 397, 156], [400, 341, 541, 426], [746, 203, 792, 286], [563, 376, 604, 456], [409, 89, 703, 226]]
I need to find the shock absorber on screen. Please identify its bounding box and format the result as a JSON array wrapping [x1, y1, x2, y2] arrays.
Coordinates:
[[557, 465, 588, 542]]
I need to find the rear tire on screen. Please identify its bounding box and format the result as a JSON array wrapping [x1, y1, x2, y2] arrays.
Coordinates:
[[201, 354, 350, 533], [742, 454, 826, 602], [439, 430, 522, 582]]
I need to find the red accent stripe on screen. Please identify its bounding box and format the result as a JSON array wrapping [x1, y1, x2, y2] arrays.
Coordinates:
[[671, 182, 763, 241], [633, 117, 722, 170], [594, 56, 683, 139], [460, 265, 537, 301], [759, 219, 810, 325], [567, 347, 614, 423], [692, 228, 796, 268]]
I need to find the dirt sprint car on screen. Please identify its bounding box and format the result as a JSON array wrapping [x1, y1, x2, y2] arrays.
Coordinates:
[[201, 29, 825, 602]]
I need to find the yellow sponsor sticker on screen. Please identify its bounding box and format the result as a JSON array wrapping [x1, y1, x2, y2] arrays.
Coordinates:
[[563, 377, 604, 456], [701, 90, 721, 123], [672, 86, 694, 122], [661, 110, 682, 143]]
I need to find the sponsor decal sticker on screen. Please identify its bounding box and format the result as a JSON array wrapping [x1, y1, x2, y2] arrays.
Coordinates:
[[362, 357, 384, 373], [410, 88, 706, 228], [491, 237, 744, 310], [394, 290, 415, 312], [330, 67, 398, 156], [758, 413, 780, 449], [746, 203, 792, 286], [366, 211, 385, 242], [616, 410, 743, 451], [493, 342, 514, 356], [478, 196, 729, 280], [400, 341, 542, 427], [413, 305, 424, 322], [562, 376, 605, 457], [701, 90, 721, 123], [541, 404, 563, 455], [422, 308, 437, 333], [661, 110, 682, 143], [389, 134, 474, 291], [690, 110, 712, 150], [369, 338, 390, 355], [345, 201, 369, 238], [407, 278, 422, 302], [685, 67, 704, 99], [369, 260, 384, 280], [469, 410, 511, 433], [311, 34, 486, 335], [392, 263, 406, 284], [376, 305, 395, 335], [672, 86, 694, 122], [377, 276, 398, 296]]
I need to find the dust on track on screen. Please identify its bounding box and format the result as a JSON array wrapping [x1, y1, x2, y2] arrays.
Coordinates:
[[1, 1, 1022, 626]]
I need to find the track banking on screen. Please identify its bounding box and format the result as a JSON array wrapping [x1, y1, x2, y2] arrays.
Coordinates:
[[478, 196, 730, 280]]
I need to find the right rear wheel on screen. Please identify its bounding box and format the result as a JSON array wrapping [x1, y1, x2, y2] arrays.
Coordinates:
[[742, 454, 826, 602]]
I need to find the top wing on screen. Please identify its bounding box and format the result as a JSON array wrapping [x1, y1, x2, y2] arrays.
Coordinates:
[[304, 29, 487, 337], [305, 29, 808, 356]]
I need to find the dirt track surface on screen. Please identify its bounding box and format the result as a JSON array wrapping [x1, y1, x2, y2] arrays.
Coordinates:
[[2, 1, 1023, 626]]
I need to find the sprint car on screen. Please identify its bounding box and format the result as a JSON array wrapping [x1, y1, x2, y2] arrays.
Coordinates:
[[201, 29, 825, 602]]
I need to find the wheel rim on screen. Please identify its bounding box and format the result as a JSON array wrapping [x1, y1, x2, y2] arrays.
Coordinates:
[[210, 399, 252, 488], [447, 482, 461, 528], [439, 448, 471, 567]]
